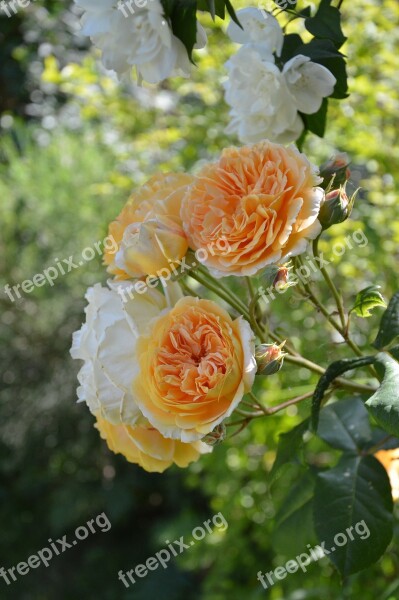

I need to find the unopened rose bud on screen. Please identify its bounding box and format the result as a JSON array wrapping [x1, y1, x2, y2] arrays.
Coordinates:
[[203, 423, 226, 446], [255, 342, 286, 375], [262, 263, 296, 292], [273, 266, 289, 287], [272, 265, 297, 292], [319, 153, 351, 190], [318, 185, 356, 230]]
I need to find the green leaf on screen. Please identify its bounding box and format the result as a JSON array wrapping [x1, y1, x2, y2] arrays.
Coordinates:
[[301, 98, 328, 138], [297, 6, 311, 18], [365, 352, 399, 437], [197, 0, 225, 19], [311, 356, 376, 431], [305, 0, 347, 49], [298, 38, 344, 60], [205, 0, 216, 19], [224, 0, 240, 25], [367, 428, 399, 451], [197, 0, 239, 23], [295, 127, 307, 151], [373, 292, 399, 349], [273, 472, 316, 555], [314, 455, 393, 576], [163, 0, 197, 60], [280, 33, 303, 63], [350, 285, 386, 318], [318, 398, 372, 452], [389, 345, 399, 361], [269, 419, 309, 483]]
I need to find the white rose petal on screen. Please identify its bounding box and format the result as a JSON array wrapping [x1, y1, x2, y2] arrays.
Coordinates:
[[283, 55, 337, 114], [70, 282, 168, 425], [227, 7, 284, 56], [224, 45, 303, 144], [74, 0, 207, 83]]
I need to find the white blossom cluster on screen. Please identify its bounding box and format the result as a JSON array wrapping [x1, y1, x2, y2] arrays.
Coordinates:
[[74, 0, 207, 84], [224, 7, 337, 143]]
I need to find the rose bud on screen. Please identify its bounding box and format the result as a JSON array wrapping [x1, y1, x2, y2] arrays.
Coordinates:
[[262, 263, 296, 292], [272, 265, 297, 292], [203, 424, 226, 446], [318, 185, 356, 231], [273, 266, 289, 287], [255, 342, 286, 375], [319, 153, 351, 190]]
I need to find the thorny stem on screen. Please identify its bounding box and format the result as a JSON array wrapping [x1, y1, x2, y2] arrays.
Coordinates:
[[262, 391, 314, 415], [226, 391, 315, 436], [296, 252, 378, 378], [246, 276, 269, 341], [313, 236, 346, 329], [228, 418, 251, 438], [253, 313, 375, 394]]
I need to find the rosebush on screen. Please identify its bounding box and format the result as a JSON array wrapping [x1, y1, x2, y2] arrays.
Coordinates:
[[1, 0, 399, 598]]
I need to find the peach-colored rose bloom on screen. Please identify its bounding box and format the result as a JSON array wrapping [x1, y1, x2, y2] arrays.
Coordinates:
[[181, 141, 324, 277], [95, 416, 211, 473], [104, 172, 191, 279], [375, 449, 399, 501], [133, 296, 257, 442]]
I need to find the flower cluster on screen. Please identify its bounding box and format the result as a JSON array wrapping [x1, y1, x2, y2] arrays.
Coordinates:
[[74, 0, 207, 83], [224, 8, 337, 143], [71, 140, 324, 472]]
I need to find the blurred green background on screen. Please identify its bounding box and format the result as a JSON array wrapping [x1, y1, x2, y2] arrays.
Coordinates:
[[0, 0, 399, 598]]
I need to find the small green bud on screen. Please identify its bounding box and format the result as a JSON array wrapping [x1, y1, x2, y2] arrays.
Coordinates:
[[318, 185, 356, 230]]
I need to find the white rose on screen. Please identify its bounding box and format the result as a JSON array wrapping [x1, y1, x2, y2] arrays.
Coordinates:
[[283, 55, 337, 114], [227, 7, 284, 56], [74, 0, 207, 83], [70, 281, 171, 425], [224, 45, 303, 144]]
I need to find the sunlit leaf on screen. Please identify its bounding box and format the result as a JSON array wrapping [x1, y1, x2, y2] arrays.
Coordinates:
[[350, 285, 386, 318], [305, 0, 347, 49]]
